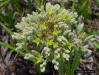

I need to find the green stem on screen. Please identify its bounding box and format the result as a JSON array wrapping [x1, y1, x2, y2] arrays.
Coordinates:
[[72, 0, 76, 11], [59, 56, 65, 75], [36, 63, 41, 75], [61, 0, 65, 8]]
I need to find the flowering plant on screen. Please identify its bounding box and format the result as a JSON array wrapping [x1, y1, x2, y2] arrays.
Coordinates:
[[12, 2, 95, 74]]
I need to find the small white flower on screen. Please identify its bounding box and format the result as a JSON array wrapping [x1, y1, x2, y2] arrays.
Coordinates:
[[64, 49, 70, 53], [45, 51, 48, 55], [63, 53, 66, 58], [44, 47, 50, 51], [43, 61, 47, 65], [41, 67, 45, 72], [63, 53, 70, 60], [66, 54, 70, 60], [55, 48, 61, 54], [57, 37, 62, 42], [54, 50, 58, 54], [55, 61, 59, 66], [56, 53, 60, 58], [40, 64, 44, 68], [54, 65, 59, 70], [87, 49, 92, 54], [63, 30, 71, 35], [47, 53, 50, 56], [52, 59, 56, 64]]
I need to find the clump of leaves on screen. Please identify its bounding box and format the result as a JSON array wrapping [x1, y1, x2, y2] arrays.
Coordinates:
[[12, 2, 95, 74]]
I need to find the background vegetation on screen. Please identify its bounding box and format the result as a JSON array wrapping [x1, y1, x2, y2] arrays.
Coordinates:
[[0, 0, 99, 75]]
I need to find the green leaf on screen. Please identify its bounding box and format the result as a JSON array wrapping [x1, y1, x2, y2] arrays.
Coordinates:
[[10, 0, 23, 16], [23, 46, 32, 54], [0, 0, 10, 8], [92, 31, 99, 35], [35, 0, 41, 8], [78, 0, 88, 11], [93, 40, 99, 49], [0, 22, 13, 35], [66, 61, 71, 75], [59, 57, 65, 75], [61, 0, 65, 8], [96, 0, 99, 3], [0, 41, 25, 56], [71, 51, 82, 75], [0, 12, 7, 21], [27, 0, 33, 14], [0, 41, 35, 63], [5, 6, 15, 25], [78, 0, 88, 17], [42, 0, 46, 7], [42, 0, 46, 4], [0, 0, 3, 1], [77, 0, 92, 20], [71, 0, 76, 11], [0, 7, 15, 25]]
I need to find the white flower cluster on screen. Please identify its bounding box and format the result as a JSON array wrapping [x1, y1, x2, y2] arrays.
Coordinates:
[[40, 60, 47, 72], [12, 2, 95, 72], [43, 47, 50, 57]]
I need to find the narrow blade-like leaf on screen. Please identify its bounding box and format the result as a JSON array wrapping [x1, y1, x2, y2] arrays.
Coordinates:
[[0, 22, 13, 35]]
